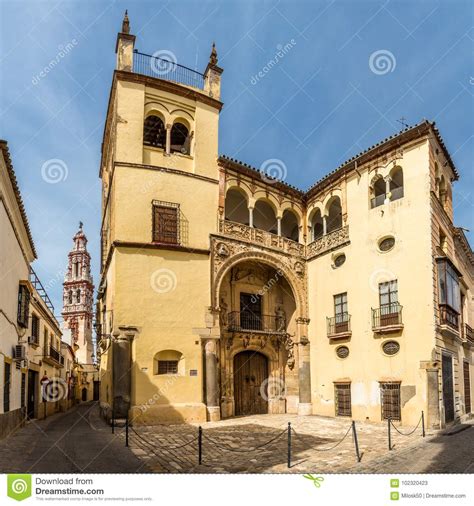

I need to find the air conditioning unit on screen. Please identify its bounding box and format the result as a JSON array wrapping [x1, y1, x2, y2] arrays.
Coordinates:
[[13, 344, 26, 360]]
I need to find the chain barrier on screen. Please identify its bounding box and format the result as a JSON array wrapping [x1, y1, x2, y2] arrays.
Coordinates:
[[388, 411, 425, 451], [292, 424, 353, 452], [390, 414, 423, 436], [202, 427, 288, 453], [130, 425, 199, 451]]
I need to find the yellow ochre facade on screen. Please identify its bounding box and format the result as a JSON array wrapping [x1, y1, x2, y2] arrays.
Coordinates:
[[97, 14, 473, 429]]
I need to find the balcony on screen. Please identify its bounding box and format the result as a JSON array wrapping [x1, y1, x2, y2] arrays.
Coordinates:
[[218, 219, 305, 256], [464, 323, 474, 345], [438, 304, 461, 341], [372, 303, 403, 334], [133, 50, 205, 90], [327, 314, 352, 339], [44, 345, 64, 368], [307, 225, 350, 259], [227, 311, 286, 334]]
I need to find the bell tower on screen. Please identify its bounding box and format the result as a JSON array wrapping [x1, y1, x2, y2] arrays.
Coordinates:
[[62, 222, 95, 364]]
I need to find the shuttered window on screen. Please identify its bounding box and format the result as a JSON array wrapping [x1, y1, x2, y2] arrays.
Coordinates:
[[380, 382, 401, 421], [31, 314, 39, 343], [157, 360, 178, 375], [335, 383, 351, 416], [17, 284, 30, 328], [152, 202, 179, 245]]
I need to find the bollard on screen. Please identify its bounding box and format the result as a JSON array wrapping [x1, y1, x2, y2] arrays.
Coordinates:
[[352, 421, 361, 462], [125, 415, 129, 447], [388, 417, 392, 451], [198, 426, 203, 465], [111, 408, 115, 434], [421, 411, 425, 438], [287, 422, 292, 468]]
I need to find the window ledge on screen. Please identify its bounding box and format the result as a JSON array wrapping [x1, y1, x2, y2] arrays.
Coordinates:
[[372, 324, 404, 334], [328, 331, 352, 340]]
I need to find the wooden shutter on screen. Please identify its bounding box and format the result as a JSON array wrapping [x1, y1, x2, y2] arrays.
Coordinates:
[[153, 204, 179, 244]]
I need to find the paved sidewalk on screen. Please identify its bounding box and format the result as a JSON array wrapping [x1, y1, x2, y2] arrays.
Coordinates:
[[126, 414, 432, 473]]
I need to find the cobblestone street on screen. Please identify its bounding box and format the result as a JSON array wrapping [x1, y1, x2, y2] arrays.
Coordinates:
[[0, 403, 472, 474]]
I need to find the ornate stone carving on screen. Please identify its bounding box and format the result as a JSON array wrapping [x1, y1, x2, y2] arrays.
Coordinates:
[[216, 242, 230, 257], [294, 261, 304, 277], [306, 225, 350, 259]]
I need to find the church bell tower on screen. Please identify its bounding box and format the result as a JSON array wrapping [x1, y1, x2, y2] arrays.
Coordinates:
[[62, 222, 95, 364]]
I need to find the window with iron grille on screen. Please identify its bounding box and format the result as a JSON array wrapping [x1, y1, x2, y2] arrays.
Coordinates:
[[380, 382, 401, 420], [31, 314, 39, 343], [152, 201, 180, 245], [3, 362, 11, 412], [17, 284, 30, 328], [335, 383, 351, 416], [157, 360, 179, 375]]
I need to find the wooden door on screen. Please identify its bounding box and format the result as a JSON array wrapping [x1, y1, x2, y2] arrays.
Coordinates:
[[464, 361, 471, 414], [27, 370, 37, 419], [442, 354, 455, 423], [234, 351, 268, 416]]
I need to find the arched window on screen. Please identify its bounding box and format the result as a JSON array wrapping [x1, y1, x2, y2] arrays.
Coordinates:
[[170, 122, 190, 154], [68, 290, 73, 305], [281, 209, 299, 242], [371, 177, 386, 208], [225, 189, 249, 225], [327, 198, 342, 233], [310, 209, 324, 241], [389, 167, 404, 201], [143, 115, 166, 148], [253, 200, 277, 234], [154, 350, 184, 375], [76, 289, 81, 304]]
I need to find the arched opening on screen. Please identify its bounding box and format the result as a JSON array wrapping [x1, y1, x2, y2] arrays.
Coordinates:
[[170, 122, 190, 154], [390, 167, 404, 201], [281, 209, 299, 242], [143, 115, 166, 148], [438, 175, 447, 208], [68, 290, 73, 305], [326, 197, 342, 233], [253, 200, 277, 234], [371, 176, 386, 208], [154, 350, 185, 376], [224, 188, 249, 225], [76, 289, 81, 304], [310, 208, 324, 241], [81, 388, 87, 402], [233, 351, 268, 415]]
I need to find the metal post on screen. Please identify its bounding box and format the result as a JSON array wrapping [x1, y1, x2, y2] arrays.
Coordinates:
[[421, 411, 425, 438], [111, 408, 115, 434], [352, 421, 361, 462], [287, 422, 292, 468], [125, 415, 129, 447], [388, 418, 392, 451], [198, 426, 202, 465]]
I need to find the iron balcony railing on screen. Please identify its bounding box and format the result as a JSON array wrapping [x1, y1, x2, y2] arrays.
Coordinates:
[[372, 303, 403, 329], [465, 323, 474, 343], [29, 266, 54, 313], [327, 314, 351, 336], [227, 311, 286, 334], [45, 345, 63, 366], [133, 50, 205, 90], [439, 304, 459, 330]]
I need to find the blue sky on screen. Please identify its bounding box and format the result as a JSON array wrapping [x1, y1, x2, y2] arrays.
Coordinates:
[[0, 0, 473, 322]]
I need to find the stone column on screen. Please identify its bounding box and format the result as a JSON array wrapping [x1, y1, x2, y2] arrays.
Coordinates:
[[112, 329, 135, 419], [165, 124, 172, 155], [426, 364, 441, 429], [296, 318, 312, 415], [248, 206, 254, 228], [322, 215, 327, 236], [204, 338, 221, 421], [277, 217, 282, 236], [384, 176, 392, 204]]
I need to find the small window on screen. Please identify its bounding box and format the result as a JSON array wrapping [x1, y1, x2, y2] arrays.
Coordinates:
[[380, 382, 401, 420], [17, 284, 30, 328], [170, 122, 190, 154], [144, 115, 166, 148], [378, 236, 395, 252], [336, 346, 349, 359], [31, 314, 39, 341], [76, 289, 81, 303], [157, 360, 178, 375], [334, 254, 346, 268], [382, 340, 400, 356], [152, 201, 179, 244], [68, 290, 73, 304], [335, 383, 351, 416]]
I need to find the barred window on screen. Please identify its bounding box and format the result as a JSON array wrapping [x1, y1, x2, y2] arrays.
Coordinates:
[[144, 115, 166, 148], [380, 382, 401, 421], [157, 360, 178, 375], [335, 383, 351, 416], [152, 201, 179, 245], [31, 314, 39, 340], [17, 284, 30, 328]]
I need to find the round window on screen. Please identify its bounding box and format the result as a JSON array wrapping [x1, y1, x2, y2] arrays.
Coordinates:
[[382, 340, 400, 356], [334, 254, 346, 267], [379, 236, 395, 252], [336, 346, 349, 359]]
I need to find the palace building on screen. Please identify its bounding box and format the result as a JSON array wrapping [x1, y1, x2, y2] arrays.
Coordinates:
[[97, 13, 473, 428]]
